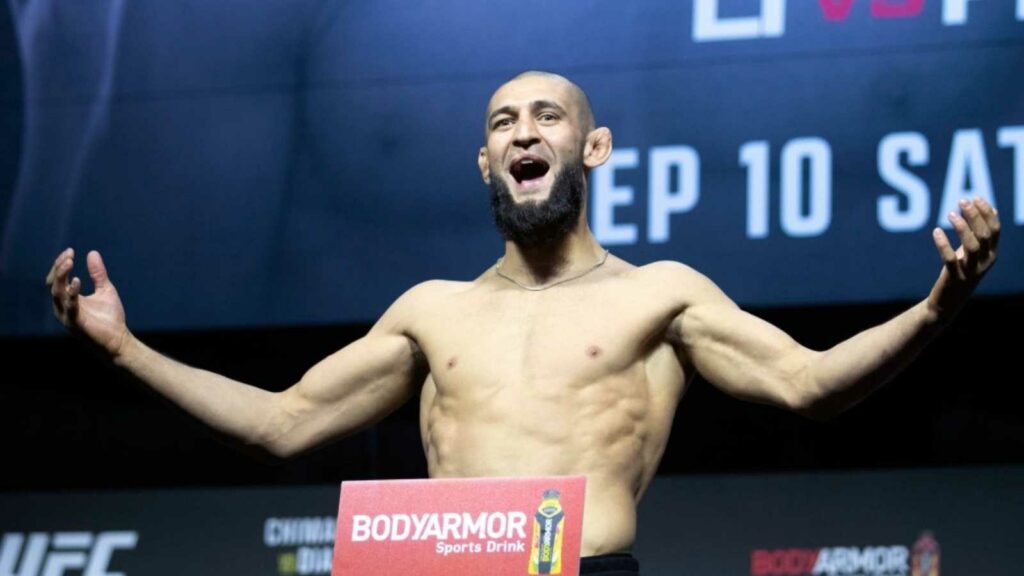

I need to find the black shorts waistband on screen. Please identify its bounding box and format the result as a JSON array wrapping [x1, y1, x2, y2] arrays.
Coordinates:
[[579, 552, 640, 575]]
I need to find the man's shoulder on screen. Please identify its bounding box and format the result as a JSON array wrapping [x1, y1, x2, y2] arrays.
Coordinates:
[[622, 259, 729, 306], [395, 278, 473, 305], [627, 259, 705, 285], [590, 255, 696, 280], [375, 279, 471, 333]]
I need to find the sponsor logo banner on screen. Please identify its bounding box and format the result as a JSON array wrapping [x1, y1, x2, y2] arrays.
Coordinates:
[[332, 476, 585, 576], [751, 532, 940, 576], [0, 531, 138, 576]]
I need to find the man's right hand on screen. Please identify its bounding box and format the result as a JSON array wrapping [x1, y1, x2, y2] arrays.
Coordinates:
[[46, 248, 132, 358]]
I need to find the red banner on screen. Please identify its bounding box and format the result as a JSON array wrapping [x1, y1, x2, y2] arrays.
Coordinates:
[[332, 476, 586, 576]]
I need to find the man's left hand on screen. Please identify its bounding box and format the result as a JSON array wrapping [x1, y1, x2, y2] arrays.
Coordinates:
[[927, 197, 1000, 322]]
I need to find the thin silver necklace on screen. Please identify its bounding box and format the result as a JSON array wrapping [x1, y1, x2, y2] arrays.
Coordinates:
[[494, 249, 610, 291]]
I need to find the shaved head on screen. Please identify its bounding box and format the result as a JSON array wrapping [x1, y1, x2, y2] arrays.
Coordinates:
[[486, 70, 596, 137], [478, 69, 614, 246]]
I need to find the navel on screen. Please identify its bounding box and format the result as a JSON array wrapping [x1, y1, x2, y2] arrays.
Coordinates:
[[585, 345, 602, 359], [446, 356, 458, 370]]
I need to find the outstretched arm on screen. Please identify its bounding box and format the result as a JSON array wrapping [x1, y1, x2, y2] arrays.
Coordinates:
[[47, 249, 431, 457], [666, 197, 1000, 421]]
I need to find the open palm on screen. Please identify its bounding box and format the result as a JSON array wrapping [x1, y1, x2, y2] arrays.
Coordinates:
[[46, 249, 131, 357]]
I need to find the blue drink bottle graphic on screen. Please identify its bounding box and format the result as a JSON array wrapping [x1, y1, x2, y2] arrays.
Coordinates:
[[528, 489, 565, 574]]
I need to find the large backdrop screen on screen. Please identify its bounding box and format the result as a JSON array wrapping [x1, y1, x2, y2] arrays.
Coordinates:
[[1, 1, 1021, 335]]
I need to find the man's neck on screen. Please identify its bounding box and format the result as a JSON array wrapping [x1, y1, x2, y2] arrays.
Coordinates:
[[498, 223, 606, 287]]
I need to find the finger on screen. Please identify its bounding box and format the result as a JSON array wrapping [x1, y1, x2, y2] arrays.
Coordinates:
[[960, 199, 992, 259], [948, 211, 979, 272], [50, 255, 73, 299], [68, 276, 82, 299], [972, 197, 1001, 252], [932, 227, 959, 277], [65, 282, 80, 323], [45, 247, 73, 286], [61, 277, 81, 324], [51, 260, 74, 313], [87, 250, 111, 290]]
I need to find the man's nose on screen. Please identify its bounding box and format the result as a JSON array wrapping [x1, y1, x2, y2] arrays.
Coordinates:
[[512, 116, 540, 148]]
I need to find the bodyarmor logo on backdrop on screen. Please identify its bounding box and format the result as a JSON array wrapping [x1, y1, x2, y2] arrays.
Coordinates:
[[0, 532, 137, 576], [693, 0, 1024, 42], [750, 531, 940, 576]]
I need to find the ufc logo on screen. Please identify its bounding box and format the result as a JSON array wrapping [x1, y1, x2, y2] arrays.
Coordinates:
[[0, 532, 137, 576]]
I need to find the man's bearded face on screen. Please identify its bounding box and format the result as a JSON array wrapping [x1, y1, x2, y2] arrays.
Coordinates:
[[489, 159, 585, 247]]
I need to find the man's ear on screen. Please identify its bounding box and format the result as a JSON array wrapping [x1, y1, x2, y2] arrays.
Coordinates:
[[583, 127, 613, 170], [478, 147, 490, 184]]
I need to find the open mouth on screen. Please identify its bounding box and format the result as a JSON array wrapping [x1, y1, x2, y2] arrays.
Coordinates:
[[510, 157, 551, 184]]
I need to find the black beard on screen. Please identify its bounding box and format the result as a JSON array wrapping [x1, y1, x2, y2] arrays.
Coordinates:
[[488, 161, 585, 248]]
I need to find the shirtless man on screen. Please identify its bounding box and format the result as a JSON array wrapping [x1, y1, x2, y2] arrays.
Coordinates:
[[46, 71, 1000, 574]]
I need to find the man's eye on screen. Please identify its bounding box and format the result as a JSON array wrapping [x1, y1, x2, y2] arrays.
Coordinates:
[[494, 118, 513, 129], [539, 113, 558, 122]]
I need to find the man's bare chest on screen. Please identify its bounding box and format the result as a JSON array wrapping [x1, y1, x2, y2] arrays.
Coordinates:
[[410, 284, 682, 388]]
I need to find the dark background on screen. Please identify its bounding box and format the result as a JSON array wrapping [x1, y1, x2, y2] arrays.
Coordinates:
[[1, 0, 1021, 499], [2, 1, 1023, 336]]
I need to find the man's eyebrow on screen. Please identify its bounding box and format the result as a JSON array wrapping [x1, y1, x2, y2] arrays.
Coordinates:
[[487, 100, 570, 125], [530, 100, 568, 116], [488, 105, 517, 125]]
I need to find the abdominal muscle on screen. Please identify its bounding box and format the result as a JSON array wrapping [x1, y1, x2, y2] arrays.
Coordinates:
[[418, 345, 683, 556]]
